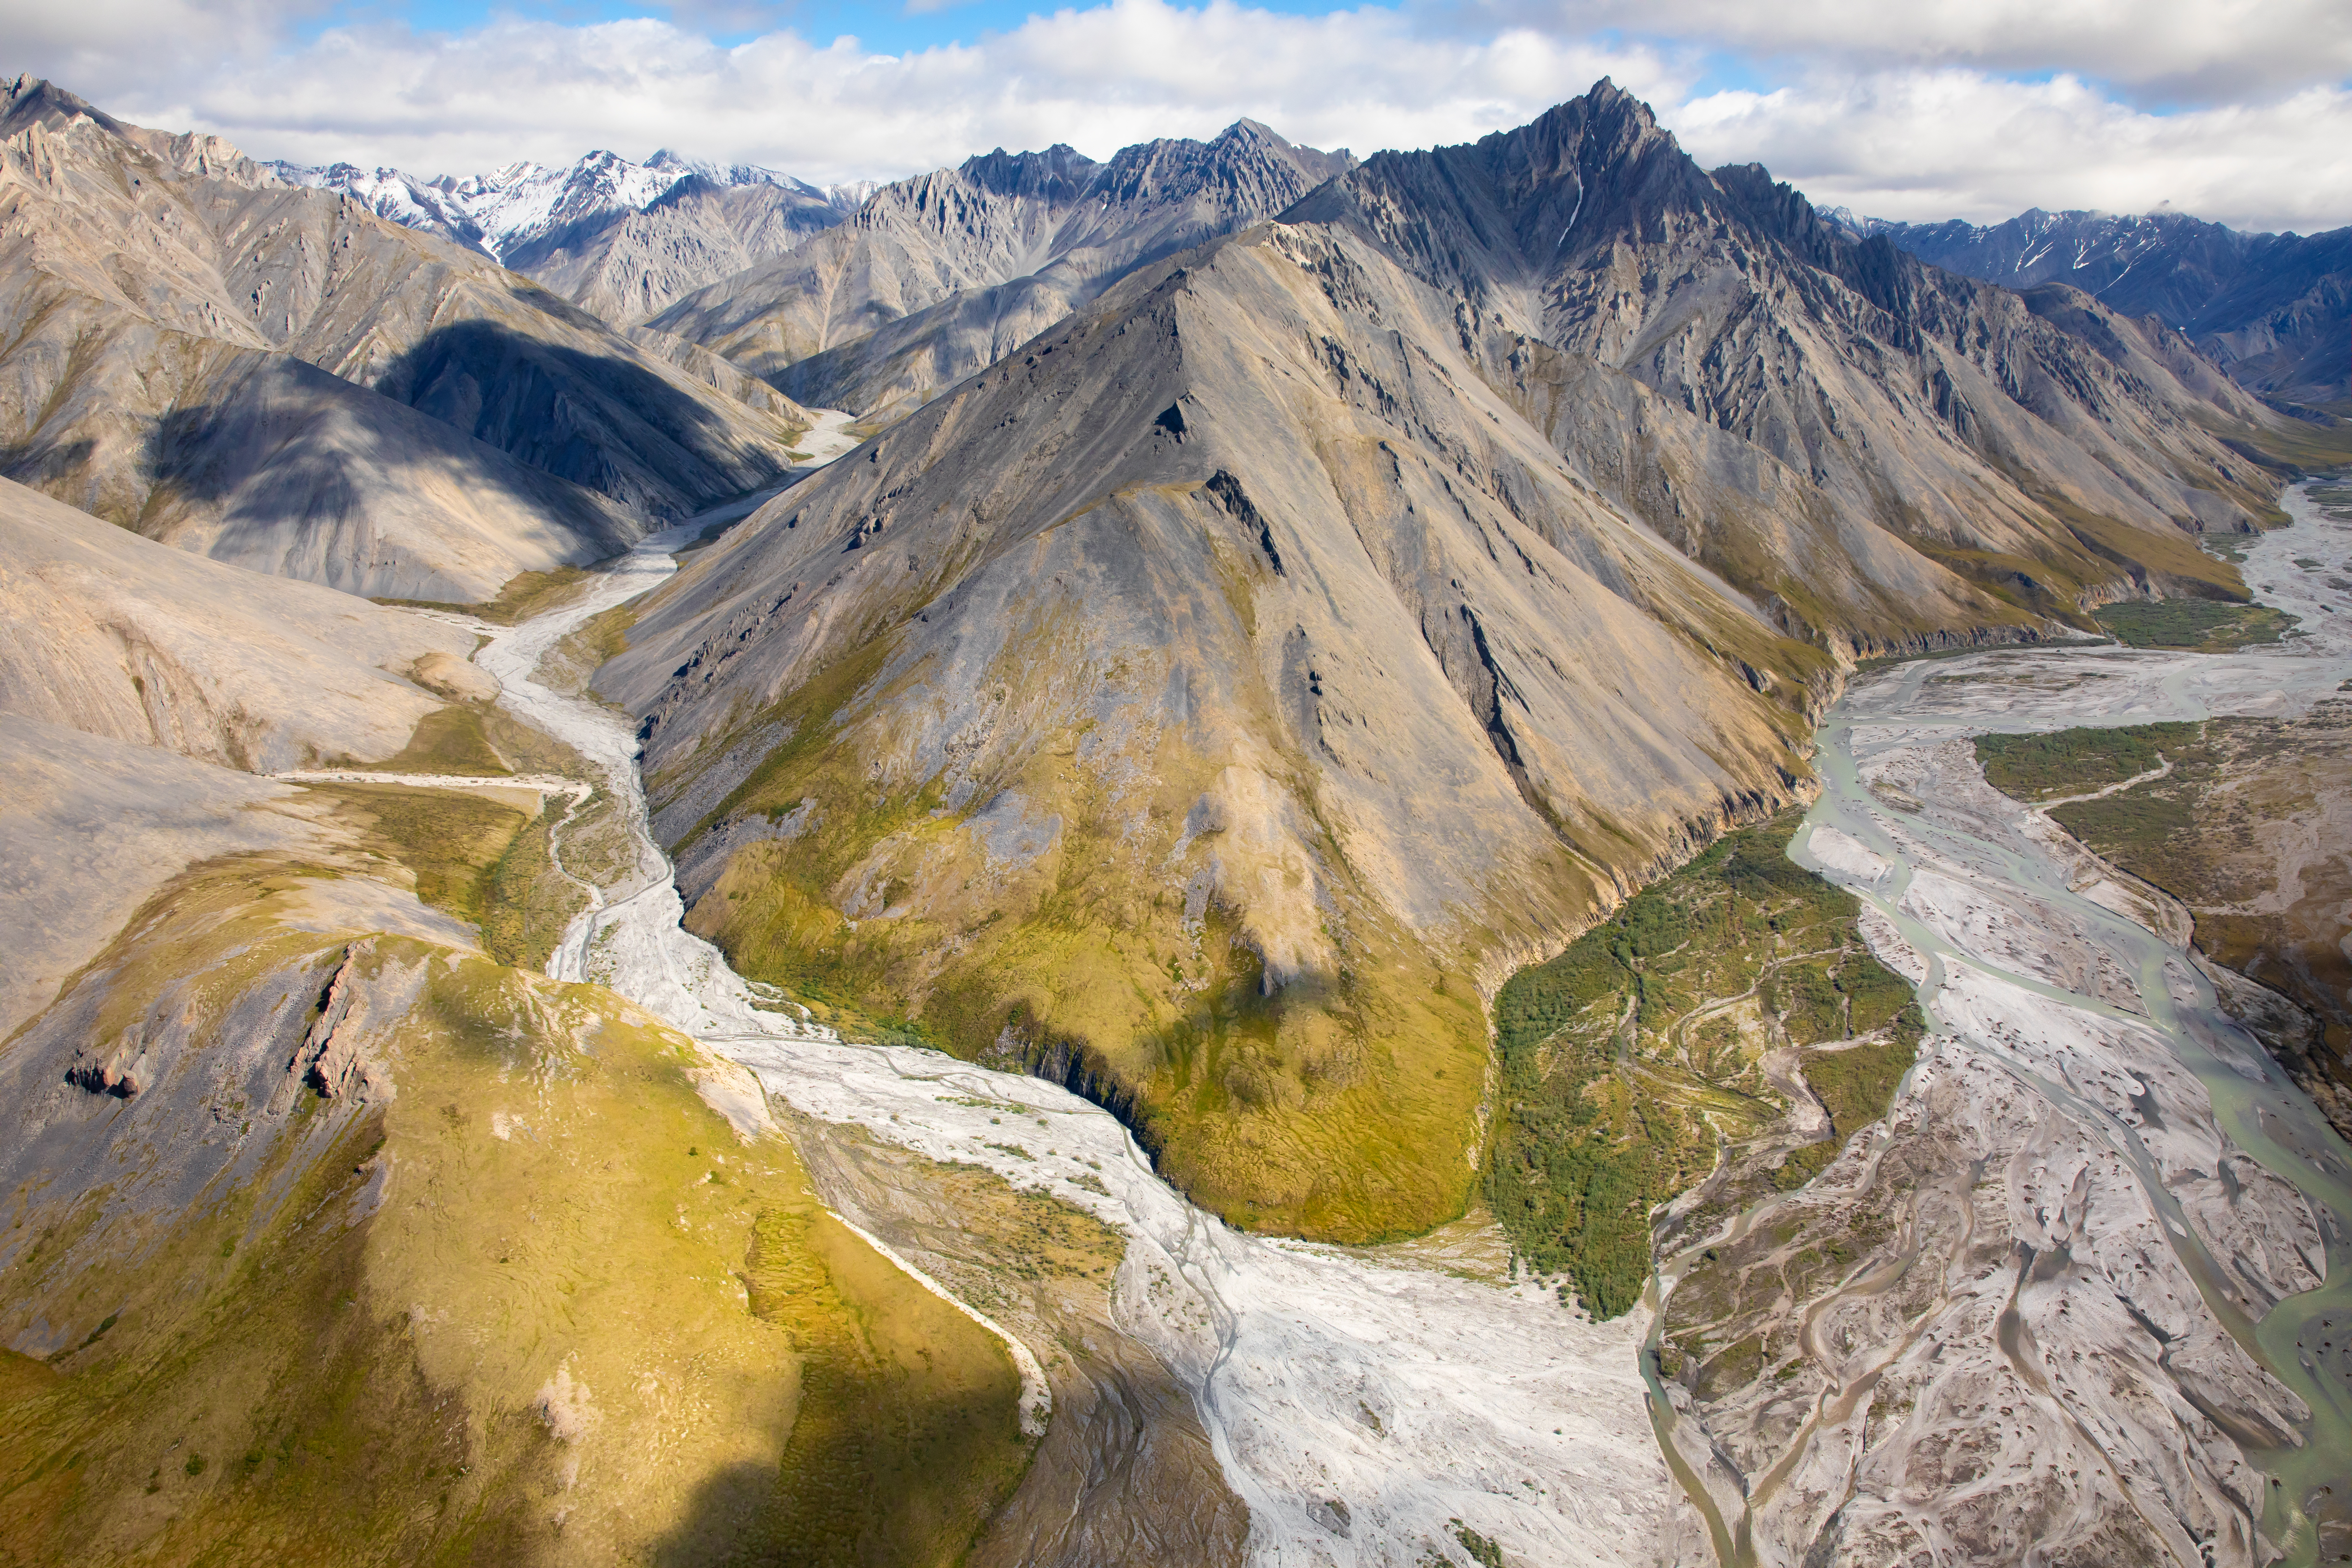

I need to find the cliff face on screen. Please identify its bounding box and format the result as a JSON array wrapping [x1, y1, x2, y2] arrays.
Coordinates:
[[0, 77, 806, 599], [603, 85, 2311, 1239]]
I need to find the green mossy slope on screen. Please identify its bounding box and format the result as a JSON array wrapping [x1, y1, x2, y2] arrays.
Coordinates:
[[1486, 814, 1923, 1318]]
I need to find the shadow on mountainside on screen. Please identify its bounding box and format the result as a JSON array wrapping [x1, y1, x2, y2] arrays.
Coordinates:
[[646, 1234, 1029, 1568], [365, 306, 793, 520], [0, 434, 98, 496], [138, 352, 633, 552]]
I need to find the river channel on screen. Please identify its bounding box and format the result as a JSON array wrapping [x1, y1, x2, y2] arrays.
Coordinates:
[[1648, 480, 2352, 1566]]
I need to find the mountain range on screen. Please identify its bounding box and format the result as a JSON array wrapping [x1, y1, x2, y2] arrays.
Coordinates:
[[0, 74, 811, 599], [2, 65, 2348, 1568], [606, 82, 2293, 1239], [1858, 207, 2352, 406], [645, 120, 1357, 421], [275, 149, 870, 322]]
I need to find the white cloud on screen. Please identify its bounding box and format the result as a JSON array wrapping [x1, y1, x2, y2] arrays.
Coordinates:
[[1676, 71, 2352, 232], [1450, 0, 2352, 103], [5, 0, 2349, 233], [28, 0, 1679, 183]]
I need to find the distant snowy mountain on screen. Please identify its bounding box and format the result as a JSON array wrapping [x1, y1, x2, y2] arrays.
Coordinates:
[[1865, 206, 2352, 402], [269, 148, 866, 262], [267, 149, 877, 323]]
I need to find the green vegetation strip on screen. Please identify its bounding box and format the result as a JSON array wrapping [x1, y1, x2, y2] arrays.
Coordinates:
[[1974, 721, 2199, 802], [1487, 814, 1922, 1320], [2093, 600, 2297, 652]]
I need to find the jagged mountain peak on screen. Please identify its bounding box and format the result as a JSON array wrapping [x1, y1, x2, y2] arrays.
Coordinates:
[[1095, 117, 1354, 211], [271, 145, 850, 268], [1282, 77, 1718, 306], [1, 74, 128, 141], [952, 142, 1100, 201]]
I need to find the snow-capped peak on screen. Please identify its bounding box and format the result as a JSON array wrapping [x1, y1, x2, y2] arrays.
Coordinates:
[[271, 146, 862, 261]]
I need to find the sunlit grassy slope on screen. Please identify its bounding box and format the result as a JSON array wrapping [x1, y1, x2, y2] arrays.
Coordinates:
[[672, 635, 1500, 1246], [0, 786, 1031, 1565]]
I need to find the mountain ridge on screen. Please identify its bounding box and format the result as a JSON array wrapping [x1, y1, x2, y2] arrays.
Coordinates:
[[1864, 205, 2352, 404], [0, 74, 810, 598], [644, 118, 1356, 421]]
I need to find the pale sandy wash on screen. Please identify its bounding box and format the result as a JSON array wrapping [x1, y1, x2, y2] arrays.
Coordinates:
[[1648, 483, 2352, 1567]]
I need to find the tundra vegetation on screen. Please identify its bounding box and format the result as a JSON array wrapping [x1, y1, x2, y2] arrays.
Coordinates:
[[1488, 814, 1923, 1320], [2092, 600, 2299, 652], [0, 779, 1041, 1564]]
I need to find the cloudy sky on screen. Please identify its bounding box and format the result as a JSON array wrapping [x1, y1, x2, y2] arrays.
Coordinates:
[[9, 0, 2351, 232]]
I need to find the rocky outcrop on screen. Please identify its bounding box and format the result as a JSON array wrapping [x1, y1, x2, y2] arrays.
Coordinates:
[[67, 1029, 154, 1098], [290, 939, 386, 1100]]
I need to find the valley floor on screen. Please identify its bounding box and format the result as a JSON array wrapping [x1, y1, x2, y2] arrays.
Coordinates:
[[1630, 482, 2352, 1566]]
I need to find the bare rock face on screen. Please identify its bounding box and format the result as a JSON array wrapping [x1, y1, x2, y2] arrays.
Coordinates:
[[646, 119, 1354, 422], [0, 76, 807, 598], [290, 939, 390, 1100]]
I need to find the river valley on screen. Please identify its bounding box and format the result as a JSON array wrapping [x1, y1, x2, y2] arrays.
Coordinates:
[[441, 469, 2352, 1567], [1647, 484, 2352, 1567]]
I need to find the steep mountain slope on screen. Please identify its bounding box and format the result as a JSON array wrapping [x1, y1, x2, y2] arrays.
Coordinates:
[[646, 121, 1352, 421], [1291, 86, 2288, 619], [1871, 207, 2352, 404], [601, 85, 2305, 1242], [603, 224, 1840, 1239], [0, 77, 806, 597], [503, 173, 849, 324], [277, 148, 858, 323]]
